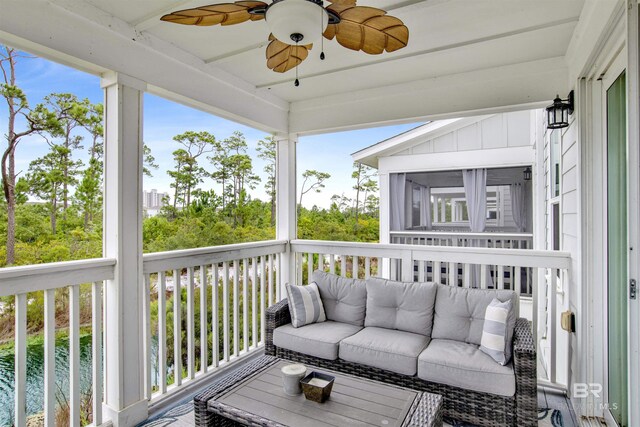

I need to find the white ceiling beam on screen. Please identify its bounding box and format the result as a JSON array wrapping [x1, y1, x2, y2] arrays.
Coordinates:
[[289, 56, 567, 134], [257, 16, 578, 88], [133, 0, 197, 32], [205, 41, 270, 64], [0, 0, 289, 133]]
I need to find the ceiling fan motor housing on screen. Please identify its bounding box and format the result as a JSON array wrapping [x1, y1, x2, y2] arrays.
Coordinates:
[[266, 0, 329, 44]]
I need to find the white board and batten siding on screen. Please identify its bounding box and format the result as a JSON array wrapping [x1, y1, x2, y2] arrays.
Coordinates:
[[395, 110, 533, 157], [560, 115, 581, 392]]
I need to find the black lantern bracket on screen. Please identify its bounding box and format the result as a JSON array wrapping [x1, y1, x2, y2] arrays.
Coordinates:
[[546, 90, 574, 130]]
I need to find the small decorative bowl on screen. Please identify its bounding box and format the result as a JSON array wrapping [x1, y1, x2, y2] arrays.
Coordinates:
[[300, 371, 335, 403]]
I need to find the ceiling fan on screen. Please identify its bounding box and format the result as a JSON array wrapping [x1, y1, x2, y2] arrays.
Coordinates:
[[161, 0, 409, 85]]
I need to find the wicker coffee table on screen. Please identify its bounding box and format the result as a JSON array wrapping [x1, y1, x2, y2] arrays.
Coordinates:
[[194, 355, 443, 427]]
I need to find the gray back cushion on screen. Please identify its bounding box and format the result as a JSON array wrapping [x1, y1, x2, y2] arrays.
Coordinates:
[[312, 270, 368, 326], [431, 285, 518, 355], [364, 278, 437, 336]]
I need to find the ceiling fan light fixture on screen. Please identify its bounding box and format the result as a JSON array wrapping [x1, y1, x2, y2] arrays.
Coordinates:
[[266, 0, 328, 44]]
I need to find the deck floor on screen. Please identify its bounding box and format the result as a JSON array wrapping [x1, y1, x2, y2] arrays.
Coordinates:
[[139, 390, 579, 427]]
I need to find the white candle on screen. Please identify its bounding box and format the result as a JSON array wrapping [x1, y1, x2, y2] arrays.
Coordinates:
[[307, 378, 329, 388]]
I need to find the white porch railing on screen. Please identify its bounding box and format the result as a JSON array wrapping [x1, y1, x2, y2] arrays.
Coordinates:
[[141, 240, 287, 404], [290, 239, 571, 389], [391, 231, 534, 295], [0, 258, 115, 427], [0, 238, 571, 426], [390, 230, 534, 249]]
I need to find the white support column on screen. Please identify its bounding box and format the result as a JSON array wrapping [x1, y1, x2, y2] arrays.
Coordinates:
[[276, 134, 297, 291], [379, 172, 391, 278], [101, 72, 148, 426]]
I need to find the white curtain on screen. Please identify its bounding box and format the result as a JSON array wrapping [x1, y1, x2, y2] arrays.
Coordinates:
[[390, 173, 407, 230], [405, 180, 413, 228], [462, 168, 491, 287], [510, 183, 526, 232], [462, 169, 488, 232], [419, 186, 432, 230]]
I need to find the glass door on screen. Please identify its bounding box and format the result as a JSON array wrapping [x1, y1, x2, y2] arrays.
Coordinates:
[[606, 70, 628, 427]]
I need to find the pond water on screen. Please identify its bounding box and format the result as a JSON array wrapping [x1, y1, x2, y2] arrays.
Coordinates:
[[0, 335, 93, 426], [0, 335, 161, 426]]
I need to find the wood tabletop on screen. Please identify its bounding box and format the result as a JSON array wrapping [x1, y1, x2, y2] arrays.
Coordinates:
[[213, 360, 420, 427]]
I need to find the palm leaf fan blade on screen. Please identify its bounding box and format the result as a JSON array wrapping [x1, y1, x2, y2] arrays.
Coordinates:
[[160, 1, 267, 26], [324, 5, 408, 53], [266, 37, 312, 73]]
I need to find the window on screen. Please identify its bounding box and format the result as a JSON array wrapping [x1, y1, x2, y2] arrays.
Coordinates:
[[550, 130, 561, 198], [552, 202, 560, 251]]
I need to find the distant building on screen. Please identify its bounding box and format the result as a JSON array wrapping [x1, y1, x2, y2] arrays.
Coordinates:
[[143, 189, 169, 216]]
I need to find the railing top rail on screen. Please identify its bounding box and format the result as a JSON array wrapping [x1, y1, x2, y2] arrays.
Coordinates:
[[143, 239, 288, 273], [290, 239, 571, 270], [390, 230, 534, 239], [0, 258, 116, 297]]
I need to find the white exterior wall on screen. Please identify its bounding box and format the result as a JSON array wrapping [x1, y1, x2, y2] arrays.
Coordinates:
[[539, 98, 581, 395], [395, 111, 532, 156]]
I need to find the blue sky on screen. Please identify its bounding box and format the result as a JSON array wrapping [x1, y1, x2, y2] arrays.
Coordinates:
[[1, 51, 421, 208]]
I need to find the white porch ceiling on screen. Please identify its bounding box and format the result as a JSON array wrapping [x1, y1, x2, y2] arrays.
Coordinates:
[[0, 0, 594, 134]]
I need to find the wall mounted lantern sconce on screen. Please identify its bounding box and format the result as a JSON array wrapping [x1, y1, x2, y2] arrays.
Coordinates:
[[523, 167, 532, 181], [546, 90, 574, 129]]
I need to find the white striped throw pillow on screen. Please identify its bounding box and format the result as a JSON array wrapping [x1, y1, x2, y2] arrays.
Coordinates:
[[285, 282, 327, 328], [480, 298, 513, 365]]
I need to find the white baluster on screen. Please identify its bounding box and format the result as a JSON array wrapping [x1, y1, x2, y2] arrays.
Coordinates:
[[252, 257, 258, 349], [463, 264, 470, 288], [173, 269, 182, 386], [268, 255, 274, 306], [200, 266, 208, 374], [69, 284, 80, 427], [260, 255, 266, 343], [515, 266, 522, 295], [187, 267, 195, 379], [15, 293, 26, 427], [275, 253, 281, 301], [143, 274, 152, 398], [480, 265, 488, 289], [158, 271, 167, 393], [243, 259, 249, 353], [353, 255, 359, 279], [223, 261, 230, 362], [212, 265, 220, 368], [92, 282, 103, 424], [233, 260, 240, 357], [44, 289, 55, 427]]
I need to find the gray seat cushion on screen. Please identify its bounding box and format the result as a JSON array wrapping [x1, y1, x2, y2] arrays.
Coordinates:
[[431, 285, 518, 358], [339, 327, 430, 376], [273, 321, 362, 360], [312, 270, 368, 326], [364, 277, 437, 336], [417, 339, 516, 397]]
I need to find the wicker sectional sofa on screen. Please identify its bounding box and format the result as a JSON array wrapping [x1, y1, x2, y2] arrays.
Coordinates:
[[265, 270, 536, 427]]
